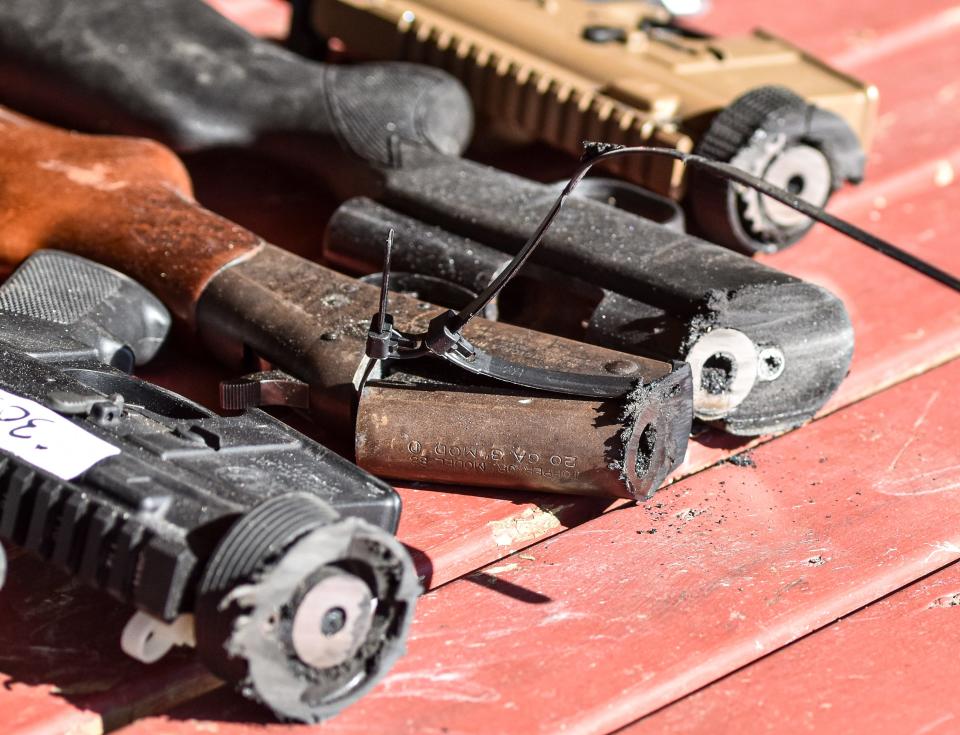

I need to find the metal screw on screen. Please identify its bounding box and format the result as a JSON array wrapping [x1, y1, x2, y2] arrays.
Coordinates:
[[757, 346, 786, 381]]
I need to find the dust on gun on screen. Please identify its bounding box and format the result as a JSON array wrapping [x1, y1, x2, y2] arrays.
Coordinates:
[[306, 0, 878, 253], [0, 250, 418, 723]]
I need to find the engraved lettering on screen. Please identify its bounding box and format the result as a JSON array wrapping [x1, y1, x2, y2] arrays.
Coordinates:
[[394, 438, 582, 483]]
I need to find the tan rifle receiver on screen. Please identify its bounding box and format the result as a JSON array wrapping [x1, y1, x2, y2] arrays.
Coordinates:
[[310, 0, 877, 253]]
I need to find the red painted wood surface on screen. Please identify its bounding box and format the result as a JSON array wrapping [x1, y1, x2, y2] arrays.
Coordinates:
[[702, 0, 960, 63], [623, 560, 960, 734], [0, 549, 217, 735], [118, 354, 960, 734], [0, 0, 958, 732], [203, 0, 290, 37]]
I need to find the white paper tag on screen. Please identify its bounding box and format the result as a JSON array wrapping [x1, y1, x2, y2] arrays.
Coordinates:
[[0, 387, 121, 480]]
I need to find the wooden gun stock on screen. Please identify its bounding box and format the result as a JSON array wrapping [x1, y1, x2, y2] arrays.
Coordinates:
[[0, 108, 262, 323]]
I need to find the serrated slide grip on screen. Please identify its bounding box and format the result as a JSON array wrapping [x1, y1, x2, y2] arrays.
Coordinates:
[[0, 250, 170, 368]]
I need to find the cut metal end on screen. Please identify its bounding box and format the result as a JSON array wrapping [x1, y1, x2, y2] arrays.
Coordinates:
[[355, 361, 692, 500], [685, 328, 762, 421], [617, 361, 693, 499]]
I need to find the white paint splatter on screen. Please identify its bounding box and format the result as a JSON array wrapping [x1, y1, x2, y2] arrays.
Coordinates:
[[924, 541, 960, 564], [38, 160, 128, 191], [381, 669, 501, 703], [934, 160, 954, 187]]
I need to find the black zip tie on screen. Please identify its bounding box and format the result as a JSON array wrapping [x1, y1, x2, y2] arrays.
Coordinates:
[[366, 142, 960, 396]]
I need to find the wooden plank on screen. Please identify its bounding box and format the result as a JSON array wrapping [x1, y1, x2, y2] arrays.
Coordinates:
[[203, 0, 290, 38], [0, 551, 218, 735], [700, 0, 960, 62], [5, 1, 960, 732], [623, 561, 960, 734], [114, 335, 960, 735]]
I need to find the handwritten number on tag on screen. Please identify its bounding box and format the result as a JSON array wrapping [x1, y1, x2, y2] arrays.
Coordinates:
[[9, 418, 54, 440], [0, 388, 120, 479], [0, 405, 29, 423], [0, 401, 55, 442]]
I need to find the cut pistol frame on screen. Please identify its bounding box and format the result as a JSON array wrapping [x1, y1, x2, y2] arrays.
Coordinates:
[[0, 250, 419, 723], [307, 0, 878, 253]]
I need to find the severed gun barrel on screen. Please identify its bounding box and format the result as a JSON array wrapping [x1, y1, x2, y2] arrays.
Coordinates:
[[0, 0, 855, 437], [0, 250, 418, 723], [0, 108, 692, 500]]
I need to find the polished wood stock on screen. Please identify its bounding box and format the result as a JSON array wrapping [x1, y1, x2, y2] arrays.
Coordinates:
[[0, 106, 263, 323]]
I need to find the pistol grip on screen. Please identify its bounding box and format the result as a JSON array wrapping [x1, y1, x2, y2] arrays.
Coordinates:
[[0, 250, 171, 369]]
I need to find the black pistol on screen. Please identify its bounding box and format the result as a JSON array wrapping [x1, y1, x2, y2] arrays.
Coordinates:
[[0, 250, 419, 723]]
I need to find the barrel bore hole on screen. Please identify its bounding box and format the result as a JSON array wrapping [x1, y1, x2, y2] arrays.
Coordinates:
[[634, 424, 658, 478], [700, 352, 737, 395], [321, 606, 347, 636], [787, 174, 805, 195]]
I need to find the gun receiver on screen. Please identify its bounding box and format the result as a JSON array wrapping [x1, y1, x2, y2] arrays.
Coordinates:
[[0, 250, 419, 722], [0, 0, 852, 434], [307, 0, 877, 253], [0, 108, 692, 499]]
